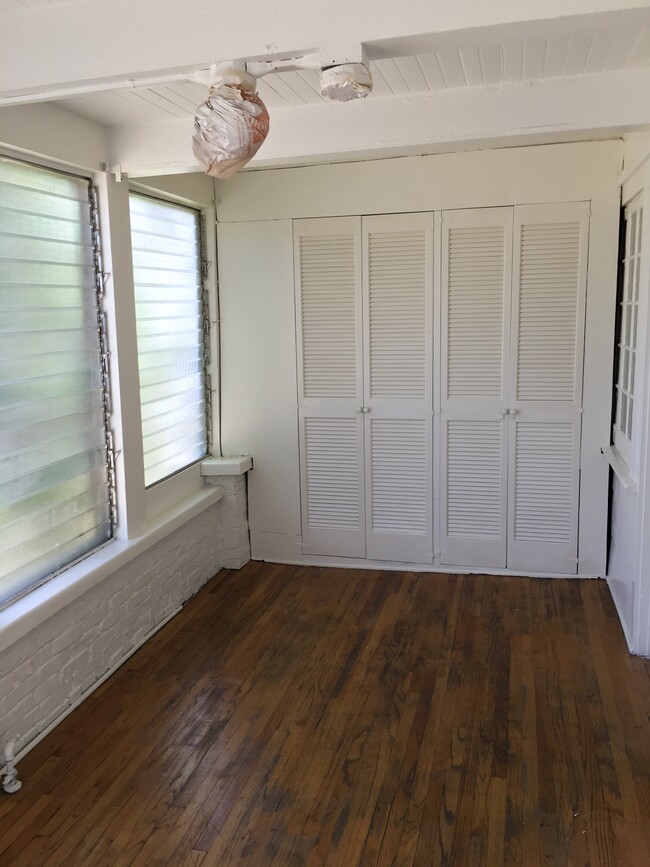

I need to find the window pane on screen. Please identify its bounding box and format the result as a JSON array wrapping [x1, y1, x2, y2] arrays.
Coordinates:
[[621, 348, 630, 389], [615, 199, 643, 454], [0, 156, 112, 607], [129, 194, 207, 487]]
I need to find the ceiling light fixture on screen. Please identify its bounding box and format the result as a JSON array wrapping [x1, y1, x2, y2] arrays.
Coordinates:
[[192, 47, 372, 179]]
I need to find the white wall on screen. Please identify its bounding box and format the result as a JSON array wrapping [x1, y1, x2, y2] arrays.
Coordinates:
[[217, 140, 623, 575], [0, 103, 106, 171], [216, 141, 622, 222], [219, 220, 302, 560], [133, 172, 215, 208]]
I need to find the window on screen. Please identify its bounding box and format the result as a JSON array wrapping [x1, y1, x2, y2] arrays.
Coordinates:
[[613, 196, 643, 467], [0, 156, 114, 607], [129, 194, 209, 487]]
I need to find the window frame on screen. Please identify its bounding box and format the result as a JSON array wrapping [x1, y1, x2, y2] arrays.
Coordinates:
[[0, 150, 116, 609], [128, 190, 211, 490], [0, 152, 220, 630], [125, 182, 218, 530], [613, 194, 643, 472]]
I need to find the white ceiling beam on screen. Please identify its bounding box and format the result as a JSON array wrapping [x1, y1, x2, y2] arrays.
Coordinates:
[[107, 67, 650, 177], [1, 1, 649, 99]]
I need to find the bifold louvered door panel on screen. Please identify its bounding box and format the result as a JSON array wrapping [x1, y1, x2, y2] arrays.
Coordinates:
[[295, 218, 365, 557], [362, 213, 433, 563], [507, 203, 588, 574], [440, 208, 513, 568]]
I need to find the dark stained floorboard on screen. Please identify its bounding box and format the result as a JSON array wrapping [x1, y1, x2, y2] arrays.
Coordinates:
[[1, 562, 649, 866]]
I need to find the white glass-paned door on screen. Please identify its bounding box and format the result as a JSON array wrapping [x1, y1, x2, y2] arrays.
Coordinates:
[[0, 156, 112, 606], [129, 194, 207, 487]]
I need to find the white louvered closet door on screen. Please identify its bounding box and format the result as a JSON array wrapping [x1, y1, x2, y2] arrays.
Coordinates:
[[295, 218, 365, 557], [507, 203, 589, 574], [362, 213, 434, 563], [439, 208, 513, 568]]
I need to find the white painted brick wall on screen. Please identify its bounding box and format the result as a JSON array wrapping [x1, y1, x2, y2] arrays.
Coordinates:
[[209, 475, 251, 569], [0, 476, 250, 757]]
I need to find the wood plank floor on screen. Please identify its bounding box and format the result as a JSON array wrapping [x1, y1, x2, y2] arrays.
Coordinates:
[[1, 562, 649, 866]]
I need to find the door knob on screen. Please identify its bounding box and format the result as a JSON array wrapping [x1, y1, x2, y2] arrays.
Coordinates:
[[362, 407, 371, 413], [509, 408, 519, 416], [500, 408, 509, 417]]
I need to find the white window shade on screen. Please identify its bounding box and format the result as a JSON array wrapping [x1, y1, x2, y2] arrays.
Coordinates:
[[0, 156, 112, 607], [129, 194, 207, 487]]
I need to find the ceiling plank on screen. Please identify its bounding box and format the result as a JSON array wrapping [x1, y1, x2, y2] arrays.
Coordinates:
[[543, 35, 570, 78], [459, 47, 483, 86], [522, 39, 546, 79], [502, 42, 523, 82], [436, 47, 466, 88], [480, 44, 503, 85], [563, 33, 594, 75], [416, 53, 447, 90], [394, 56, 428, 93], [373, 59, 410, 95]]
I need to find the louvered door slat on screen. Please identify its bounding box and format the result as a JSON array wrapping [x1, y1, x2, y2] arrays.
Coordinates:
[[447, 227, 506, 398], [363, 213, 433, 563], [296, 220, 361, 407], [446, 420, 503, 538], [507, 203, 588, 574], [370, 419, 427, 532], [305, 418, 361, 527], [513, 423, 574, 542], [440, 208, 512, 568], [368, 229, 427, 399], [516, 221, 582, 402], [295, 218, 365, 557], [300, 232, 357, 399]]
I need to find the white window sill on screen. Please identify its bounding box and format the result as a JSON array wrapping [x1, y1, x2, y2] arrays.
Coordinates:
[[0, 485, 224, 655], [601, 445, 637, 492], [201, 455, 253, 476]]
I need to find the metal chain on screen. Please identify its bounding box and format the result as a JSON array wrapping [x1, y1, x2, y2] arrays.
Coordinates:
[[89, 183, 118, 534], [198, 214, 213, 453]]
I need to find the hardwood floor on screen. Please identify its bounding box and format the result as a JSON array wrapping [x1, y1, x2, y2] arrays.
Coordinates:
[[1, 562, 649, 866]]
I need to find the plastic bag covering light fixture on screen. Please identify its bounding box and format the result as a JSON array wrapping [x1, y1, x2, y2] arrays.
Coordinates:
[[192, 69, 269, 180], [320, 63, 372, 101]]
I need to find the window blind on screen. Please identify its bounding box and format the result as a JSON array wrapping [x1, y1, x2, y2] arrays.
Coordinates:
[[129, 194, 207, 487], [0, 156, 112, 607]]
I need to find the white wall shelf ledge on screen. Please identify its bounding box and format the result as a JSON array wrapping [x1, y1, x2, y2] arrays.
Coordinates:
[[602, 446, 637, 492], [201, 456, 253, 476]]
